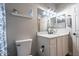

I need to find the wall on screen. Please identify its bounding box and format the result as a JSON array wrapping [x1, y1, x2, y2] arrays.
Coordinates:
[[5, 3, 38, 56], [56, 3, 76, 13], [5, 3, 56, 56], [56, 4, 77, 55]]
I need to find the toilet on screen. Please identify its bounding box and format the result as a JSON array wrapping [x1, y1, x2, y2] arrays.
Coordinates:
[[16, 39, 32, 56]]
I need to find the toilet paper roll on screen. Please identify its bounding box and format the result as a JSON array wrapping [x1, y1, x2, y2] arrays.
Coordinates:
[[40, 48, 44, 53], [40, 48, 45, 56]]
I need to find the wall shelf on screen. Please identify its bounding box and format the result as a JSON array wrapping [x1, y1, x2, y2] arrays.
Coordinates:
[[11, 13, 32, 19]]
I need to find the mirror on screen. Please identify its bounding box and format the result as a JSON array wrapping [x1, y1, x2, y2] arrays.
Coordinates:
[[56, 14, 66, 28], [50, 17, 56, 28], [37, 8, 57, 32], [37, 8, 66, 32]]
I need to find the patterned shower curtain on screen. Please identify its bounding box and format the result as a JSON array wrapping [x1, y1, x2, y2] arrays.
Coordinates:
[[0, 3, 7, 56]]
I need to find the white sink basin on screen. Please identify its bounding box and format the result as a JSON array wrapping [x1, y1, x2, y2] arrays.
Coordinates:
[[37, 28, 69, 38]]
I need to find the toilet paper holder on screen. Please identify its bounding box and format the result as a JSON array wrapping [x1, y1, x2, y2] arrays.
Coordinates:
[[40, 45, 45, 52]]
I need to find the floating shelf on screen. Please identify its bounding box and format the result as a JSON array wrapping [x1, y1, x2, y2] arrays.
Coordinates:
[[11, 13, 32, 19]]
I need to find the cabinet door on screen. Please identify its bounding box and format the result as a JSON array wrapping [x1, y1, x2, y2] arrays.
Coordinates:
[[50, 38, 57, 56], [57, 37, 63, 56], [62, 35, 68, 56], [38, 36, 50, 56]]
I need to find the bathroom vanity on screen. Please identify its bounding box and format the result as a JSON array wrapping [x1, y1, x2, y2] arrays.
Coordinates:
[[37, 29, 69, 56]]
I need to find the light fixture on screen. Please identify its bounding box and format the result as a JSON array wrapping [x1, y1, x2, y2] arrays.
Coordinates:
[[42, 7, 56, 18]]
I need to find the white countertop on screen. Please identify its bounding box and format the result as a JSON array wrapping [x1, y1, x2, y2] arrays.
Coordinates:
[[37, 28, 69, 38]]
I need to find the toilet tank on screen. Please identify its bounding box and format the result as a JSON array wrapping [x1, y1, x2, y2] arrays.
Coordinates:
[[16, 39, 32, 56]]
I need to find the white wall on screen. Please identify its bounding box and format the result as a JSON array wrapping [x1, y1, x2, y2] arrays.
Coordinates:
[[6, 3, 38, 56], [56, 3, 76, 13], [5, 3, 56, 56]]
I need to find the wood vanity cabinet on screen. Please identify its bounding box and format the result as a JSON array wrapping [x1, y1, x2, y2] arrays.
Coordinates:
[[57, 35, 68, 56], [37, 35, 68, 56]]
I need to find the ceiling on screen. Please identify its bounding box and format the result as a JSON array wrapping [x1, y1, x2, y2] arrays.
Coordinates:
[[38, 3, 76, 12]]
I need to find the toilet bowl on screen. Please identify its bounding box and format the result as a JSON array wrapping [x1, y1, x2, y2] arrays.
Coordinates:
[[16, 39, 32, 56]]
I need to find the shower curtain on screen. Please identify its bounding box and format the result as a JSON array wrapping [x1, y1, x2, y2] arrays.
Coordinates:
[[0, 3, 7, 56]]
